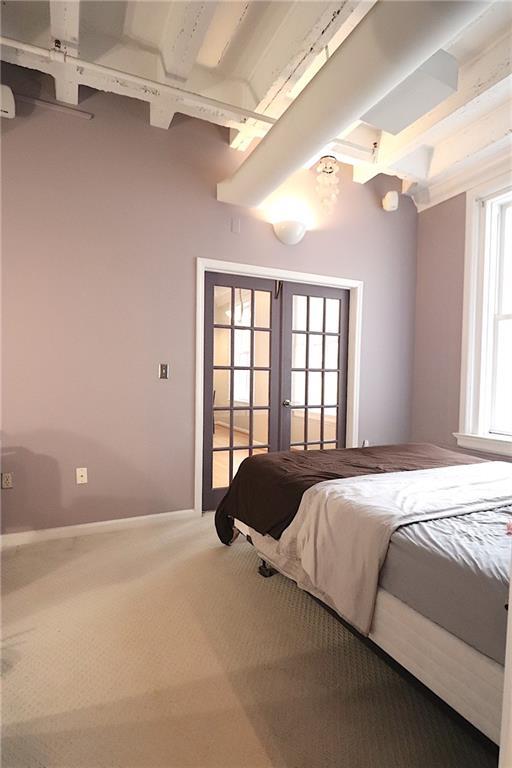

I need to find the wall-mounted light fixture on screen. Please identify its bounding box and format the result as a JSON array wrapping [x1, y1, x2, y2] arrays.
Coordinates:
[[272, 220, 306, 245], [0, 84, 15, 119], [382, 190, 400, 212], [262, 197, 313, 246]]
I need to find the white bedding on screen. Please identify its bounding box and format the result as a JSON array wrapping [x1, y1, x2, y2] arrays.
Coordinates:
[[277, 461, 512, 634]]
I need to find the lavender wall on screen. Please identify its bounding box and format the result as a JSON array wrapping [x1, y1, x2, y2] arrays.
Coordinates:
[[410, 194, 466, 448], [1, 68, 417, 532]]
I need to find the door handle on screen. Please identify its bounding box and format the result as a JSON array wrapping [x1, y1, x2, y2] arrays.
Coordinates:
[[282, 399, 291, 407]]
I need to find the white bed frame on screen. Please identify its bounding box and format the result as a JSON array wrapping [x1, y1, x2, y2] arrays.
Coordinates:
[[234, 519, 504, 745]]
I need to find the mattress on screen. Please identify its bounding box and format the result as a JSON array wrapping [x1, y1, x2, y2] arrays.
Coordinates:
[[235, 519, 505, 744], [380, 507, 511, 665]]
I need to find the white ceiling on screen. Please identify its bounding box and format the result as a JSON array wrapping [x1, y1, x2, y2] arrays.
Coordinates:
[[1, 0, 511, 209]]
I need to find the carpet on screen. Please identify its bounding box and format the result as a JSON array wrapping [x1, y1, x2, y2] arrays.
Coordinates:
[[1, 513, 498, 767]]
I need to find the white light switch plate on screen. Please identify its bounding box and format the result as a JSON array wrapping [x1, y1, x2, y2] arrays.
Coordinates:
[[76, 467, 88, 484]]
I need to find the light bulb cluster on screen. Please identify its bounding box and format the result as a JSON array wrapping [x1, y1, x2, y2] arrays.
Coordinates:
[[315, 155, 340, 211]]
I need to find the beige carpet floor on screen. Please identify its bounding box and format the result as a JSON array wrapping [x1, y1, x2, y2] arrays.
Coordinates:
[[2, 513, 498, 768]]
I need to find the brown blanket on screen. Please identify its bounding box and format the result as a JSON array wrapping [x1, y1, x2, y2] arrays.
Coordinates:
[[214, 443, 485, 544]]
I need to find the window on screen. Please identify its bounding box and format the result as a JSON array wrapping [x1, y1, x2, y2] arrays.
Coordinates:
[[490, 199, 512, 436], [456, 174, 512, 456]]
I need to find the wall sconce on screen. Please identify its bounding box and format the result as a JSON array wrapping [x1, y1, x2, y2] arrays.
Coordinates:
[[263, 197, 312, 246], [272, 220, 306, 245], [382, 190, 400, 212]]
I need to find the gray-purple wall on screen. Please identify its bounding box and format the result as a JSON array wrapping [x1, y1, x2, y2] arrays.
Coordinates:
[[410, 194, 466, 448], [1, 70, 417, 533]]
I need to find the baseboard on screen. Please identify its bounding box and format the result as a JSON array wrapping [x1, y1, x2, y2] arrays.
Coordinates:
[[1, 508, 198, 549]]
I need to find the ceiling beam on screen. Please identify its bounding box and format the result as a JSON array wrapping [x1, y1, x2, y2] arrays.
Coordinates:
[[217, 0, 487, 208], [427, 99, 511, 180], [0, 35, 276, 134], [150, 99, 178, 130], [412, 145, 512, 212], [49, 0, 80, 54], [49, 0, 80, 104], [230, 1, 372, 152], [326, 122, 380, 166], [382, 32, 511, 159], [355, 32, 512, 184], [159, 2, 218, 82]]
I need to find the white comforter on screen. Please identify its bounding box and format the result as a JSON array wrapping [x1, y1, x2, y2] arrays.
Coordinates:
[[277, 461, 512, 634]]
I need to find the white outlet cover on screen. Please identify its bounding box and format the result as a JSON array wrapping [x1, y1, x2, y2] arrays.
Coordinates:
[[76, 467, 88, 484]]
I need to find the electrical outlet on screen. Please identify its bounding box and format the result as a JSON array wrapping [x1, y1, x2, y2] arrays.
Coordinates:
[[159, 363, 169, 380], [76, 467, 88, 485], [1, 472, 13, 489]]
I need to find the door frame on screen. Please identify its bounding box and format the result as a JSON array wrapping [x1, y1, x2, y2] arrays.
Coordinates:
[[195, 257, 363, 514]]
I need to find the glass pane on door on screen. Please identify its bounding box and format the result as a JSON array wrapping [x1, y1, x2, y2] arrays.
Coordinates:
[[291, 409, 305, 443], [204, 274, 277, 510], [292, 295, 307, 331], [282, 282, 348, 453], [213, 328, 231, 366], [254, 291, 271, 328], [212, 450, 230, 489], [214, 286, 231, 325], [233, 288, 251, 326], [213, 369, 230, 408]]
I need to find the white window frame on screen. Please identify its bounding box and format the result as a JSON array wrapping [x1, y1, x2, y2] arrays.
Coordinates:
[[455, 171, 512, 456]]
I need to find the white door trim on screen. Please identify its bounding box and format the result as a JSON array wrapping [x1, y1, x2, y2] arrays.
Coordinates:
[[195, 257, 363, 514]]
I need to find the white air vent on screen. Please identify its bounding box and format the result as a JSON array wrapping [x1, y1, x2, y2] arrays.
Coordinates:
[[362, 50, 458, 135], [0, 85, 15, 119]]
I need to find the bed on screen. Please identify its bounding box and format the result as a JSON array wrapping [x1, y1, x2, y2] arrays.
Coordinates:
[[214, 443, 512, 744]]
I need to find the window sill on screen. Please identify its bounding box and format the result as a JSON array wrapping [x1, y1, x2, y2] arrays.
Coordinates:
[[453, 432, 512, 457]]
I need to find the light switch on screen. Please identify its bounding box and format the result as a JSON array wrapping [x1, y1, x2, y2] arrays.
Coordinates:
[[159, 363, 169, 380]]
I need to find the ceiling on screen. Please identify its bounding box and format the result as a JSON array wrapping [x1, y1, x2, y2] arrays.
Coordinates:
[[1, 1, 511, 209]]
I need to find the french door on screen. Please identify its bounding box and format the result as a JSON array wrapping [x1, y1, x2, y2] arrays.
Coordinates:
[[203, 272, 349, 510]]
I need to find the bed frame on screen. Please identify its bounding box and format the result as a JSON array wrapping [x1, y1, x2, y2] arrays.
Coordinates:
[[234, 519, 504, 747]]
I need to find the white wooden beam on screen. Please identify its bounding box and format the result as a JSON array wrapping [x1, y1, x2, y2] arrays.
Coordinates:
[[49, 1, 80, 54], [49, 1, 80, 104], [427, 99, 512, 180], [382, 33, 511, 161], [354, 33, 512, 185], [159, 2, 217, 82], [149, 100, 177, 130], [0, 36, 275, 134], [412, 145, 512, 212], [352, 163, 381, 185], [218, 0, 487, 207], [230, 1, 373, 152], [53, 76, 79, 105], [326, 123, 380, 167], [360, 32, 512, 184]]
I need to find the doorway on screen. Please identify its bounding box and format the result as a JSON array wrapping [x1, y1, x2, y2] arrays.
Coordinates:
[[202, 270, 349, 511]]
